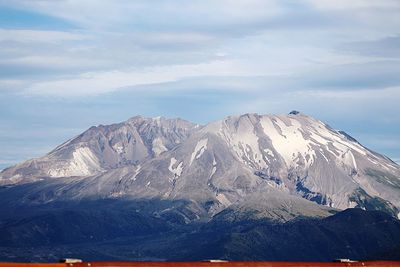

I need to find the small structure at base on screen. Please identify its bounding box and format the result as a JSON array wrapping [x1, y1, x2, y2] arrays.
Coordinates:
[[59, 258, 83, 263], [334, 259, 357, 263]]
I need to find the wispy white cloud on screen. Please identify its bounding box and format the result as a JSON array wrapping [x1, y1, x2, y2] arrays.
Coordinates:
[[1, 55, 115, 73], [0, 29, 85, 43], [25, 60, 265, 96], [306, 0, 400, 10], [1, 0, 399, 97], [306, 86, 400, 100]]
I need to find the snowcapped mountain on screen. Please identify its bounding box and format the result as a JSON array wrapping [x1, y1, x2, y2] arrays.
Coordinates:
[[0, 116, 196, 184], [1, 112, 399, 221]]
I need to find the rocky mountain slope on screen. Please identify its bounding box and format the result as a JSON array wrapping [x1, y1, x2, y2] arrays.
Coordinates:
[[1, 111, 400, 262], [0, 116, 196, 184], [1, 111, 399, 220]]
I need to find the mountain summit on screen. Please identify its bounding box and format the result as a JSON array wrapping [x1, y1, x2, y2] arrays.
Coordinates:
[[1, 112, 399, 221], [1, 112, 400, 262]]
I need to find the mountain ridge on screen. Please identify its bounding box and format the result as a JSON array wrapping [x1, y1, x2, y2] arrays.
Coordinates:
[[1, 111, 400, 262], [1, 111, 399, 221]]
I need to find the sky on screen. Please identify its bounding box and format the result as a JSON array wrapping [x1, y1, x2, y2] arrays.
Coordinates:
[[0, 0, 400, 169]]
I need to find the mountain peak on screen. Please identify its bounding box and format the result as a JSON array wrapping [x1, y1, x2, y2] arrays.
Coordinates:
[[289, 110, 301, 115], [126, 115, 195, 127], [0, 112, 399, 221]]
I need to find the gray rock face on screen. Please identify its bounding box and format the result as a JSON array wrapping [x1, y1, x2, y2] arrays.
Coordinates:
[[0, 116, 196, 184], [1, 112, 399, 221]]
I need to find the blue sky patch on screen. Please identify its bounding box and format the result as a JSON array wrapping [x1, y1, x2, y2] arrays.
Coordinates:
[[0, 6, 76, 29]]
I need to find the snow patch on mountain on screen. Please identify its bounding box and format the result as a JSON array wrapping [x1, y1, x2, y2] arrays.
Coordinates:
[[48, 147, 101, 177], [190, 138, 208, 166], [152, 137, 168, 156], [319, 125, 366, 157], [260, 116, 315, 168], [218, 116, 267, 169], [209, 156, 217, 178], [342, 150, 357, 170], [264, 149, 274, 157], [169, 157, 183, 178], [130, 165, 141, 181], [113, 144, 124, 154]]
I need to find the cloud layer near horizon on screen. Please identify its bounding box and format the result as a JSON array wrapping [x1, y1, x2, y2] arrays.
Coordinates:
[[0, 0, 399, 168]]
